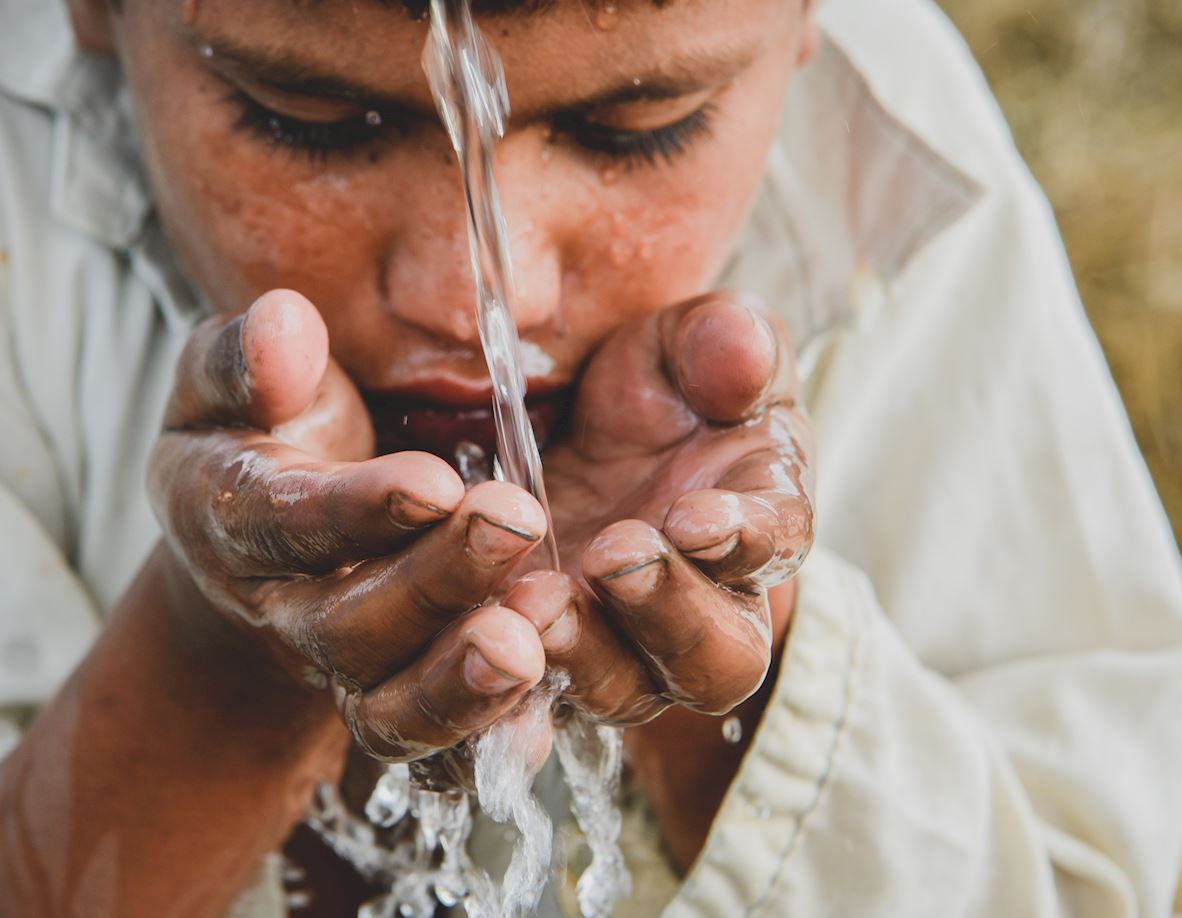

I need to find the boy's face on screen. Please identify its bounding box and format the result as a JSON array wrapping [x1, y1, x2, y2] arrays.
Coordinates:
[[100, 0, 814, 453]]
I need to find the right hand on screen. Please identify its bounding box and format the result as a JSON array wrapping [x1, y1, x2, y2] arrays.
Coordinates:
[[149, 290, 549, 775]]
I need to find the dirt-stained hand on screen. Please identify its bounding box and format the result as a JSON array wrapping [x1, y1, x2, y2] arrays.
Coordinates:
[[507, 292, 814, 725], [150, 290, 552, 769]]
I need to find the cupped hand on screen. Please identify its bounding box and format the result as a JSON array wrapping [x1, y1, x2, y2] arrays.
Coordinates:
[[149, 290, 553, 775], [511, 292, 815, 725]]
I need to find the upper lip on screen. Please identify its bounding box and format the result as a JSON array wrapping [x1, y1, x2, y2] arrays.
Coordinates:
[[363, 377, 569, 410]]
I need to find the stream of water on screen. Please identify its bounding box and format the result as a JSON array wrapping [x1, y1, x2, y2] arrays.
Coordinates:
[[305, 3, 629, 916]]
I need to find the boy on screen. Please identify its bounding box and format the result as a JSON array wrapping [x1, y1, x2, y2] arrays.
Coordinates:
[[1, 0, 1180, 914]]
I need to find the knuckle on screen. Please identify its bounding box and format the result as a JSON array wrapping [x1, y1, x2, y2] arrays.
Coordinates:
[[680, 653, 769, 716], [415, 681, 455, 736], [408, 577, 466, 622], [293, 613, 338, 674], [337, 682, 417, 763]]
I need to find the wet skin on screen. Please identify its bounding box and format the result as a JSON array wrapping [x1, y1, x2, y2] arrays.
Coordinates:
[[0, 0, 818, 912]]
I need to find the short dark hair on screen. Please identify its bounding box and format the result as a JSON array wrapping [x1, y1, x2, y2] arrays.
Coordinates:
[[398, 0, 555, 18]]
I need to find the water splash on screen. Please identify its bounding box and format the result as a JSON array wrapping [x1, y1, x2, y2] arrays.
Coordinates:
[[553, 715, 630, 918], [469, 674, 570, 916]]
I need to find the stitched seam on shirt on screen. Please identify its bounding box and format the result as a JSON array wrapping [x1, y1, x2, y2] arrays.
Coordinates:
[[745, 575, 866, 917]]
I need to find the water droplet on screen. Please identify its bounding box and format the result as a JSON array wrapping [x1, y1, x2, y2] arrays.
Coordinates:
[[454, 440, 491, 485], [599, 165, 619, 185], [632, 77, 642, 86], [199, 43, 214, 59], [722, 716, 743, 744], [540, 145, 552, 163], [365, 110, 383, 127], [301, 666, 328, 691], [365, 764, 412, 828], [755, 802, 772, 821], [595, 1, 618, 29]]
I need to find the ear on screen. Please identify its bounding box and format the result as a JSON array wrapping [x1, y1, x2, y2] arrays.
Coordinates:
[[67, 0, 118, 56], [797, 1, 820, 66]]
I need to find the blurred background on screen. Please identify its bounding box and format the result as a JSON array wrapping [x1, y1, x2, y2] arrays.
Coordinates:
[[935, 0, 1182, 546]]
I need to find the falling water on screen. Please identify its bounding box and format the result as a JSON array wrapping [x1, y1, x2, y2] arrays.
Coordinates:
[[423, 1, 627, 915], [423, 0, 559, 569], [305, 3, 629, 915]]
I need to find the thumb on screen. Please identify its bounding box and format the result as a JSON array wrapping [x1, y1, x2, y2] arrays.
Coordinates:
[[164, 289, 329, 431], [660, 292, 779, 425]]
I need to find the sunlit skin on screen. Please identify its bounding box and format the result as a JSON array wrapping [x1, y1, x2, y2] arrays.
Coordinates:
[[0, 0, 818, 912]]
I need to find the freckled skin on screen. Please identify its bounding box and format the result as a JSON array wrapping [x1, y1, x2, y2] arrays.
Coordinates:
[[114, 0, 799, 393], [0, 0, 820, 912]]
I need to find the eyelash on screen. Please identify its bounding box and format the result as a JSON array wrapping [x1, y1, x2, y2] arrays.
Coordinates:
[[228, 90, 714, 168], [553, 103, 716, 168], [229, 91, 403, 160]]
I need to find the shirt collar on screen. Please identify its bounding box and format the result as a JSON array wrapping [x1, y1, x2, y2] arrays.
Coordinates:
[[721, 26, 982, 366], [0, 0, 980, 343], [0, 0, 151, 248], [0, 0, 204, 330]]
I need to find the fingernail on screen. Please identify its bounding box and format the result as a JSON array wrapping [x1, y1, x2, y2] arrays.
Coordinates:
[[463, 646, 527, 695], [387, 492, 450, 529], [466, 514, 540, 565], [752, 309, 777, 352], [539, 602, 580, 652], [599, 557, 666, 604], [683, 531, 742, 563]]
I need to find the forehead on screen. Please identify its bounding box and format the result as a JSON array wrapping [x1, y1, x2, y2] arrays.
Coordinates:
[[176, 0, 784, 106], [283, 0, 664, 19]]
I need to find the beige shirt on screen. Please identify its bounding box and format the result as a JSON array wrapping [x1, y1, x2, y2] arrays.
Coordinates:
[[2, 0, 1182, 915]]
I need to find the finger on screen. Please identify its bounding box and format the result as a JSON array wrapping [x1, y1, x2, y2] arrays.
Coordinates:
[[165, 289, 328, 431], [502, 571, 667, 725], [663, 485, 812, 588], [275, 480, 546, 686], [570, 305, 700, 458], [151, 432, 465, 575], [338, 604, 545, 762], [570, 292, 798, 460], [583, 520, 772, 715], [659, 292, 783, 424]]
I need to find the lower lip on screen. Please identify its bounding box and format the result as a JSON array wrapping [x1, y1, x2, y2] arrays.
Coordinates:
[[366, 391, 568, 462]]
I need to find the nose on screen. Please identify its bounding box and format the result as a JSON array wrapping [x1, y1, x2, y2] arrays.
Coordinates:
[[381, 140, 562, 346]]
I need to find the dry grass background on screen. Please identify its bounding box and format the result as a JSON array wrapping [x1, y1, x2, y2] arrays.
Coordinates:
[[935, 0, 1182, 547]]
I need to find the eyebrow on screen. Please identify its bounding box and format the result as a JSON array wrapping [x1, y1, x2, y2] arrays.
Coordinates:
[[199, 34, 755, 119]]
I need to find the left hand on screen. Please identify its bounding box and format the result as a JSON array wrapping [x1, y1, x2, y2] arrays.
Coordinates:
[[508, 291, 814, 725]]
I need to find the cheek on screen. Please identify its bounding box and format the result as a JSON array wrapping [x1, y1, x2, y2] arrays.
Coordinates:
[[561, 44, 793, 333], [152, 134, 383, 309], [564, 125, 777, 332], [121, 55, 385, 311]]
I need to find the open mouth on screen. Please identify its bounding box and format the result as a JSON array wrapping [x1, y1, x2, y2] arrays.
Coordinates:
[[363, 386, 571, 465]]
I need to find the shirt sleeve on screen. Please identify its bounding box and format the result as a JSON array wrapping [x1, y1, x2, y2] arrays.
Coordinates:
[[654, 545, 1182, 918], [613, 6, 1182, 912], [0, 103, 101, 761]]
